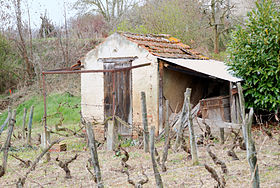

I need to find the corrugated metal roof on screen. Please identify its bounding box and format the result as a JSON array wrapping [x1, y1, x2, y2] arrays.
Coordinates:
[[119, 32, 208, 60], [160, 58, 242, 82]]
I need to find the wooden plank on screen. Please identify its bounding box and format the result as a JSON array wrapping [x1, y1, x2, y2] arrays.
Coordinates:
[[195, 117, 241, 129], [49, 143, 67, 152], [104, 61, 132, 136], [99, 56, 137, 63], [157, 102, 200, 140]]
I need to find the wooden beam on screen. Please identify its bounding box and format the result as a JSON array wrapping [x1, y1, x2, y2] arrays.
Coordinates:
[[158, 60, 164, 135]]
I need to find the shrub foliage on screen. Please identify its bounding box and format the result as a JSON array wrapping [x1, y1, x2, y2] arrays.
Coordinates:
[[227, 0, 280, 111]]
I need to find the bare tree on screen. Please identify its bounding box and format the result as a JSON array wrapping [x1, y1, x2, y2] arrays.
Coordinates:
[[74, 0, 138, 27], [39, 11, 56, 38], [201, 0, 234, 53], [13, 0, 34, 82]]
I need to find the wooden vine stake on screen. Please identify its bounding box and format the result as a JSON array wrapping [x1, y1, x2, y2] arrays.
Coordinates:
[[161, 100, 170, 172], [141, 91, 149, 153], [245, 108, 260, 188], [150, 126, 163, 188], [85, 122, 104, 188], [27, 106, 34, 146], [186, 88, 199, 165], [220, 128, 225, 144], [0, 109, 16, 177], [238, 83, 259, 188], [22, 108, 27, 140], [0, 106, 11, 137]]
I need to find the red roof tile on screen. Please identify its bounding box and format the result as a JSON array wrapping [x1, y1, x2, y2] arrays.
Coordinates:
[[119, 32, 208, 60]]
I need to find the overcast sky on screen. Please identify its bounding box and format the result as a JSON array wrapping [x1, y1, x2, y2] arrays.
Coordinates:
[[26, 0, 78, 28]]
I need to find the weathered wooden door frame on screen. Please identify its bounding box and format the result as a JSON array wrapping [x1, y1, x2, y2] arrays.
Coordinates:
[[101, 57, 137, 136]]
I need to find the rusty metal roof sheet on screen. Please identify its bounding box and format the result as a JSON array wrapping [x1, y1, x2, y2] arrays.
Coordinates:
[[119, 32, 208, 60]]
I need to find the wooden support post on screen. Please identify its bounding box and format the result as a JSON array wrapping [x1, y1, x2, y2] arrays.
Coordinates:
[[86, 122, 104, 188], [237, 83, 247, 145], [158, 61, 164, 134], [150, 126, 163, 188], [230, 82, 237, 124], [235, 94, 241, 124], [22, 108, 27, 140], [0, 106, 11, 136], [141, 91, 149, 153], [174, 88, 188, 151], [27, 106, 34, 146], [161, 100, 170, 172], [245, 108, 260, 188], [0, 109, 16, 177], [186, 88, 199, 165], [107, 120, 117, 151]]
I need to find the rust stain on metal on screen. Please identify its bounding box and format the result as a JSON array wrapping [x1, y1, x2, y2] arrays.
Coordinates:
[[200, 96, 231, 122], [42, 63, 151, 75]]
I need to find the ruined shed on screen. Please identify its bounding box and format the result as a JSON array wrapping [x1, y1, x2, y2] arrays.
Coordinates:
[[81, 32, 241, 136]]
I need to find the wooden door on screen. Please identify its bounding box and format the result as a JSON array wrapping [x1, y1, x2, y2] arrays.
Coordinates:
[[103, 59, 132, 136]]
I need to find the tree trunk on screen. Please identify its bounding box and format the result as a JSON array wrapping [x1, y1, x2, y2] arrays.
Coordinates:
[[214, 24, 219, 54], [14, 0, 34, 81]]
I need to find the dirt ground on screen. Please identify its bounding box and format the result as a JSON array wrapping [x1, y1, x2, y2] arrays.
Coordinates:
[[0, 126, 279, 188]]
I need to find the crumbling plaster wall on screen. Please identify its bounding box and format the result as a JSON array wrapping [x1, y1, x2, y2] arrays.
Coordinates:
[[81, 33, 159, 130]]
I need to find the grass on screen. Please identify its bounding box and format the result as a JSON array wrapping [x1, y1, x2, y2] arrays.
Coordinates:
[[0, 92, 81, 129]]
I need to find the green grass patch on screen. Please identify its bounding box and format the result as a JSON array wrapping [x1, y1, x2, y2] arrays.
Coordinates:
[[0, 92, 81, 129]]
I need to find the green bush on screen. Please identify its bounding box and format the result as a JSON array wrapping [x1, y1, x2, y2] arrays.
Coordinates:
[[226, 0, 280, 111]]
